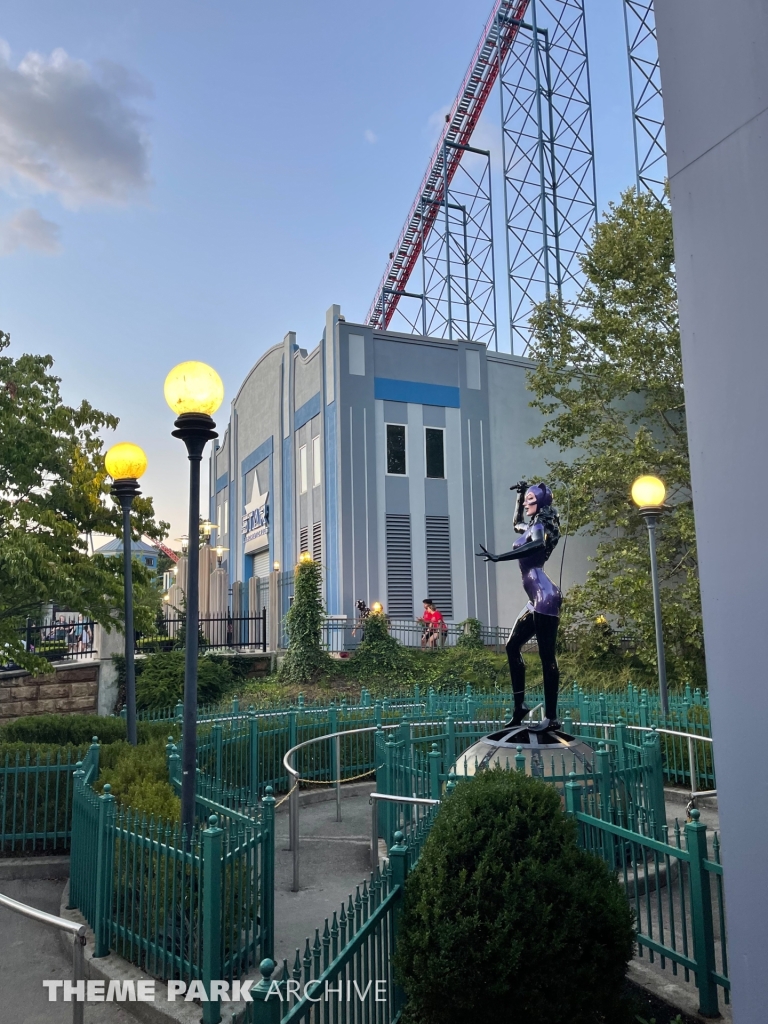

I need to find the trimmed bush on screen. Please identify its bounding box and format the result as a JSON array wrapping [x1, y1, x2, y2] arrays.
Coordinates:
[[2, 713, 127, 746], [134, 651, 233, 710], [394, 768, 635, 1024], [96, 735, 180, 820], [279, 558, 333, 684]]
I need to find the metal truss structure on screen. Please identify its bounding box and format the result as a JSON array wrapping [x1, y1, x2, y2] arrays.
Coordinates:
[[623, 0, 667, 199], [366, 0, 597, 355], [499, 0, 597, 352]]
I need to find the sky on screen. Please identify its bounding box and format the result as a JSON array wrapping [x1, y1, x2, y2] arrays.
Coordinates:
[[0, 1, 639, 544]]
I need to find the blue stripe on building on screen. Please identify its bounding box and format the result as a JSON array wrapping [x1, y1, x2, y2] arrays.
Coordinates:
[[373, 377, 460, 408], [294, 392, 321, 432]]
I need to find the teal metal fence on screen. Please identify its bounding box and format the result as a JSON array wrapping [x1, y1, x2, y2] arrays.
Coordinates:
[[565, 774, 728, 1016], [0, 744, 88, 854], [234, 832, 411, 1024], [67, 741, 275, 1024], [0, 683, 715, 855]]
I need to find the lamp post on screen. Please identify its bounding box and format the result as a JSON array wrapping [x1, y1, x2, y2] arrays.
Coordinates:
[[105, 442, 148, 746], [165, 360, 224, 837], [631, 475, 669, 715]]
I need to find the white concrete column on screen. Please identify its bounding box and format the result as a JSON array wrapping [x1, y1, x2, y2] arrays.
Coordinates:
[[656, 3, 768, 1019], [94, 621, 124, 716]]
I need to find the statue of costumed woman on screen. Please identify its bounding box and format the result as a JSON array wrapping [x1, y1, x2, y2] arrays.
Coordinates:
[[478, 481, 562, 731]]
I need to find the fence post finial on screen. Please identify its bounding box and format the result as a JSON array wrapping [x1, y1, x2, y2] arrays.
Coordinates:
[[250, 959, 281, 1024]]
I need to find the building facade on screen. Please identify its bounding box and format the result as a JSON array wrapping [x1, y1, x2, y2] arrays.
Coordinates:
[[209, 305, 593, 628]]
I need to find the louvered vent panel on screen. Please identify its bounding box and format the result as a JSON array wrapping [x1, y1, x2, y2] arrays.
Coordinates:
[[386, 514, 414, 618], [299, 526, 309, 557], [426, 516, 453, 619], [312, 522, 322, 563]]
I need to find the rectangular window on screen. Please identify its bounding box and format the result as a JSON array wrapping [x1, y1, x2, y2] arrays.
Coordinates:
[[426, 516, 453, 619], [217, 502, 222, 532], [223, 499, 228, 534], [299, 445, 308, 494], [386, 424, 406, 475], [425, 427, 445, 479], [348, 334, 365, 376], [466, 348, 481, 390], [386, 514, 413, 617], [312, 435, 321, 487]]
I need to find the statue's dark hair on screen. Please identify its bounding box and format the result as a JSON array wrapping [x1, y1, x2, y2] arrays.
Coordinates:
[[533, 504, 560, 561]]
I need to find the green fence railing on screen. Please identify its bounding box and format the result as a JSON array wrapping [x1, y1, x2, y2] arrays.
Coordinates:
[[0, 745, 88, 854], [67, 743, 275, 1024]]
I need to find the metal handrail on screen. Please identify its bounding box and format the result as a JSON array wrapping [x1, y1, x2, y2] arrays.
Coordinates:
[[369, 793, 440, 870], [281, 715, 718, 890], [0, 891, 87, 1024], [574, 720, 716, 800]]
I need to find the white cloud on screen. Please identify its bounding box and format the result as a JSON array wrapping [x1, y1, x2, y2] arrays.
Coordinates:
[[0, 207, 61, 255], [364, 129, 377, 144], [0, 39, 151, 208]]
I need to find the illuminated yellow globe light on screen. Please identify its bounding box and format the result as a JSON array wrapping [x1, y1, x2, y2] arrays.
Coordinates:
[[631, 475, 666, 509], [371, 602, 383, 614], [105, 442, 148, 481], [164, 361, 224, 417], [298, 551, 313, 564]]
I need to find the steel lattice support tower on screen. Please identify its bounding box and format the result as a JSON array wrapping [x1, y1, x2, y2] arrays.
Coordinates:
[[367, 0, 597, 356], [499, 0, 597, 353], [623, 0, 667, 198], [367, 1, 531, 348]]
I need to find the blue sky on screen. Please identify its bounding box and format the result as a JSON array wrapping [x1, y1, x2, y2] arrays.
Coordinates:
[[0, 1, 637, 542]]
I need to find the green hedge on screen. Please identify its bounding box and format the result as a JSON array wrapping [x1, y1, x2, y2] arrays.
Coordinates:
[[394, 768, 635, 1024], [0, 713, 174, 748]]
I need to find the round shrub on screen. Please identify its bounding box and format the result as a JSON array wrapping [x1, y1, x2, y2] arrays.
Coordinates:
[[455, 617, 484, 650], [394, 768, 635, 1024], [135, 651, 233, 710]]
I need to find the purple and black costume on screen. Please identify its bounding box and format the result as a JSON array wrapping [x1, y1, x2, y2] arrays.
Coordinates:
[[477, 481, 562, 729]]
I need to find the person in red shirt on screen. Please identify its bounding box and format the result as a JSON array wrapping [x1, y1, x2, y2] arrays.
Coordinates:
[[420, 598, 446, 648]]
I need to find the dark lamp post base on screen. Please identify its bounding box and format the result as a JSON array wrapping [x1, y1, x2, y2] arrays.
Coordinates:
[[172, 413, 218, 456]]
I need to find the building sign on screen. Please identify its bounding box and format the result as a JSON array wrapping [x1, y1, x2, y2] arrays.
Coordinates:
[[243, 475, 269, 554]]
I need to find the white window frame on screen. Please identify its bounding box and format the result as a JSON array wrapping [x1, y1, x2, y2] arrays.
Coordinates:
[[312, 435, 321, 487], [299, 445, 308, 494], [223, 499, 228, 535], [385, 423, 408, 477], [424, 426, 446, 480]]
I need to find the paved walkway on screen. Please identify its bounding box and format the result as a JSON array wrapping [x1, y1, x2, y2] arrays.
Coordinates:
[[0, 877, 132, 1024], [272, 783, 376, 965]]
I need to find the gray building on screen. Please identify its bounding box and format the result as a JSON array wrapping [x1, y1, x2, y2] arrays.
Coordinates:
[[209, 305, 592, 628]]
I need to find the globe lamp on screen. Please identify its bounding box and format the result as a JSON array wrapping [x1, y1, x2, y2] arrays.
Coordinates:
[[105, 442, 148, 481], [630, 475, 668, 713], [631, 475, 666, 510], [164, 361, 224, 417]]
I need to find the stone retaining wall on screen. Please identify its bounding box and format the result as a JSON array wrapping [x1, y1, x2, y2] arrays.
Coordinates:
[[0, 662, 99, 723]]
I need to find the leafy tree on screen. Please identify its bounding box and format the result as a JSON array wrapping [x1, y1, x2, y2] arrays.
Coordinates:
[[0, 332, 168, 671], [525, 188, 704, 686], [279, 557, 333, 684]]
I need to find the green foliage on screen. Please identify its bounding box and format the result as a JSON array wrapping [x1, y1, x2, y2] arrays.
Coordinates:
[[0, 712, 175, 748], [0, 331, 169, 672], [343, 611, 413, 680], [526, 188, 704, 686], [133, 651, 234, 710], [395, 768, 635, 1024], [454, 618, 484, 650], [96, 734, 180, 820], [279, 559, 333, 684]]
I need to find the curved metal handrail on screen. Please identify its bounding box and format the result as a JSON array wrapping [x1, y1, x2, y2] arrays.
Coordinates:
[[0, 891, 86, 1024]]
